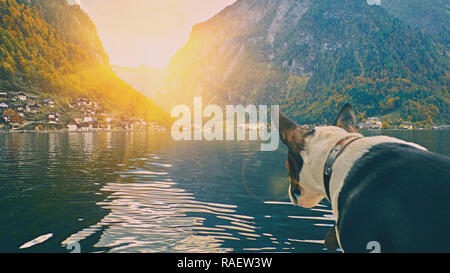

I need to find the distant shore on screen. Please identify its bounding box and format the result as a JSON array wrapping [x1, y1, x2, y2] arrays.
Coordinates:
[[0, 128, 169, 134], [1, 128, 448, 134]]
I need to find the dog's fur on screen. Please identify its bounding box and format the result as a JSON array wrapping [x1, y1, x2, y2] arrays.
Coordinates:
[[279, 104, 450, 253]]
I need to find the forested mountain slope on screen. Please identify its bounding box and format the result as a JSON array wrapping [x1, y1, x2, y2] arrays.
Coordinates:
[[153, 0, 448, 125], [0, 0, 168, 123]]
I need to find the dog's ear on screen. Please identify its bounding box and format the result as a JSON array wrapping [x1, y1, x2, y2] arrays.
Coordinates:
[[333, 103, 358, 133], [278, 111, 307, 153]]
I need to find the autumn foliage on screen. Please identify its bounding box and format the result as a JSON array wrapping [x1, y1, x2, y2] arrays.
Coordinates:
[[0, 0, 169, 124]]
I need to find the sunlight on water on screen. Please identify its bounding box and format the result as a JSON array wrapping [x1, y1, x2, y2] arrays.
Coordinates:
[[61, 152, 259, 253], [56, 133, 335, 253], [20, 234, 53, 249]]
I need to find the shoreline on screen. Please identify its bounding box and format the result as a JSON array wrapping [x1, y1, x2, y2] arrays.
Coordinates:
[[0, 128, 448, 134], [0, 128, 169, 134]]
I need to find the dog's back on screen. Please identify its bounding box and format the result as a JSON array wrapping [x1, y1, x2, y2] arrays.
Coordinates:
[[337, 142, 450, 253]]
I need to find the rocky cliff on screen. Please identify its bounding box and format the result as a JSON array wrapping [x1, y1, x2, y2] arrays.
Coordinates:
[[154, 0, 448, 125]]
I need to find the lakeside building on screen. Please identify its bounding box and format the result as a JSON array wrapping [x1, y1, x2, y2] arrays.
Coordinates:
[[0, 94, 165, 132], [83, 115, 93, 123], [399, 122, 413, 130], [432, 125, 450, 130], [358, 117, 382, 130], [67, 120, 78, 131]]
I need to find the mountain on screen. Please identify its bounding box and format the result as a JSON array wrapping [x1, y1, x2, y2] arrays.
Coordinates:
[[381, 0, 449, 50], [0, 0, 169, 123], [23, 0, 109, 64], [149, 0, 448, 126]]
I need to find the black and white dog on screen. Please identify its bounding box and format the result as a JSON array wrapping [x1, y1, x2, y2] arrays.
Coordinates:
[[279, 104, 450, 253]]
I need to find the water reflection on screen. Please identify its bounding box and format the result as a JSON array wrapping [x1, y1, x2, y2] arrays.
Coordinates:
[[363, 130, 450, 156], [61, 151, 270, 253]]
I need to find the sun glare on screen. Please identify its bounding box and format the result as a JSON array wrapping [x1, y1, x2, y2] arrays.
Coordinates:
[[79, 0, 237, 68]]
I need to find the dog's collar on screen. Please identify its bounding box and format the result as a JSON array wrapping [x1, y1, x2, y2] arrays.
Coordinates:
[[323, 136, 362, 201]]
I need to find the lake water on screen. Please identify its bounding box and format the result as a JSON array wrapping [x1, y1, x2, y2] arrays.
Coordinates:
[[0, 130, 448, 253]]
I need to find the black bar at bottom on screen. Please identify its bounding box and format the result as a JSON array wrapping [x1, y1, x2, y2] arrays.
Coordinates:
[[0, 253, 447, 272]]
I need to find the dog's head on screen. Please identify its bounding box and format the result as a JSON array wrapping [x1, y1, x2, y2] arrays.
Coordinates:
[[279, 103, 359, 208]]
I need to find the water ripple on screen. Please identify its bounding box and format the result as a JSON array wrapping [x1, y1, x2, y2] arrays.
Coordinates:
[[62, 154, 259, 253]]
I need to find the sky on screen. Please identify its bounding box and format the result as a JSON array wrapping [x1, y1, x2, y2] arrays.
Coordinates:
[[79, 0, 237, 68]]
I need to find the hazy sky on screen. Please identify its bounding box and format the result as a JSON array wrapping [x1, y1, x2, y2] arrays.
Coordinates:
[[79, 0, 237, 68]]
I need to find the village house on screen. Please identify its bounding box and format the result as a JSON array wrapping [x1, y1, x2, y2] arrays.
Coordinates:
[[126, 122, 133, 130], [432, 125, 450, 130], [13, 104, 26, 118], [28, 95, 37, 102], [2, 108, 23, 127], [67, 120, 78, 131], [358, 117, 382, 130], [7, 91, 23, 101], [0, 102, 8, 108], [78, 98, 87, 106], [26, 103, 41, 113], [399, 122, 413, 130], [83, 115, 93, 123], [79, 122, 93, 131], [133, 118, 147, 129], [78, 98, 93, 107], [47, 113, 59, 124], [10, 122, 22, 129], [44, 98, 55, 108], [367, 117, 382, 129], [0, 92, 7, 101], [14, 104, 25, 112], [17, 92, 27, 101]]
